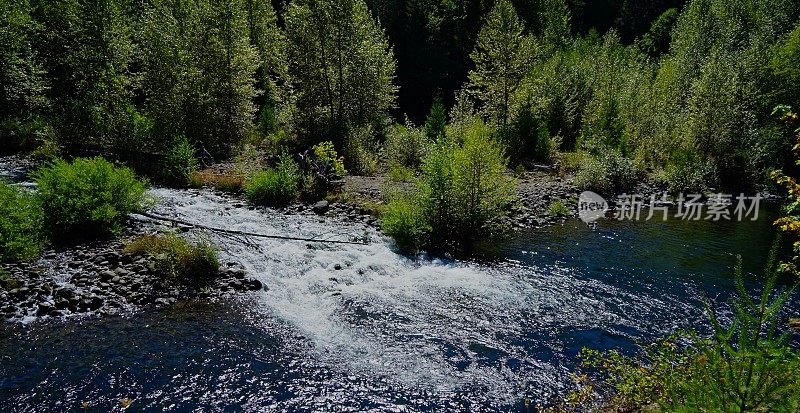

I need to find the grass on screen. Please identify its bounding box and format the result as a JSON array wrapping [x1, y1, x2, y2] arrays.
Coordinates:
[[189, 169, 244, 193], [388, 163, 415, 182], [124, 232, 220, 286], [244, 156, 300, 207], [548, 200, 570, 217]]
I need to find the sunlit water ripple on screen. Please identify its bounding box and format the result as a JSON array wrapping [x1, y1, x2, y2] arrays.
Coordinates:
[[0, 185, 789, 412]]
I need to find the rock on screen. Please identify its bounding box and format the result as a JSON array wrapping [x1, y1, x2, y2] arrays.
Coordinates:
[[99, 270, 115, 282], [312, 200, 329, 214], [36, 302, 55, 316], [229, 280, 244, 291], [334, 264, 342, 271], [244, 279, 263, 291], [10, 287, 29, 297]]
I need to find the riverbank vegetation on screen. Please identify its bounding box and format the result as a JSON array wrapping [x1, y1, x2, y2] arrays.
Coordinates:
[[0, 157, 147, 263], [124, 233, 220, 286], [0, 181, 45, 262], [558, 251, 800, 412], [34, 157, 147, 240]]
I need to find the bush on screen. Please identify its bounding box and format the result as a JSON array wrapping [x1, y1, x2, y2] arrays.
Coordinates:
[[343, 126, 379, 176], [663, 156, 718, 193], [312, 141, 346, 176], [162, 136, 199, 186], [385, 122, 429, 168], [574, 149, 637, 194], [298, 141, 347, 201], [383, 120, 516, 253], [244, 155, 300, 206], [380, 191, 429, 253], [34, 157, 147, 240], [388, 163, 414, 182], [0, 117, 54, 154], [574, 251, 800, 411], [124, 233, 219, 286], [0, 181, 46, 262]]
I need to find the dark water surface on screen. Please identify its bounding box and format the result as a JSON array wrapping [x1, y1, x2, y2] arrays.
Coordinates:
[[0, 187, 790, 412]]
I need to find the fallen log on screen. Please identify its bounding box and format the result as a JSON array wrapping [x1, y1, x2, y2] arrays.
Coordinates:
[[133, 211, 370, 245]]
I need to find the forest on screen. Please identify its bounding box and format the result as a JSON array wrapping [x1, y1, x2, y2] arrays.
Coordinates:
[[3, 0, 800, 411], [2, 0, 798, 191]]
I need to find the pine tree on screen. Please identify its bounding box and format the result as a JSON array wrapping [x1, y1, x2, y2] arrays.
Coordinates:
[[538, 0, 571, 50], [284, 0, 397, 150], [424, 97, 446, 141], [468, 0, 535, 131]]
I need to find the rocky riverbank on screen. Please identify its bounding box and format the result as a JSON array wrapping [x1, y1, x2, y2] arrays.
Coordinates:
[[0, 230, 263, 323]]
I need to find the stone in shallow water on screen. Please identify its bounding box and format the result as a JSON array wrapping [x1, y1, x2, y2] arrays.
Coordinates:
[[312, 200, 329, 214]]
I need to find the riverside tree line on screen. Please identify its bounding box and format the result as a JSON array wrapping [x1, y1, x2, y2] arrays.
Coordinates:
[[2, 0, 799, 190]]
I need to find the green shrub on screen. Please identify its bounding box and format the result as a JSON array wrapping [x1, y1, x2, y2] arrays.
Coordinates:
[[663, 157, 717, 193], [0, 117, 54, 154], [575, 251, 800, 412], [385, 122, 429, 168], [380, 191, 429, 253], [34, 157, 147, 240], [299, 141, 347, 201], [548, 200, 569, 217], [124, 232, 219, 286], [312, 141, 346, 176], [388, 163, 414, 183], [574, 149, 637, 194], [244, 155, 300, 206], [343, 126, 379, 176], [162, 136, 199, 186], [383, 120, 516, 253], [559, 151, 589, 172], [0, 181, 46, 262], [29, 138, 61, 161]]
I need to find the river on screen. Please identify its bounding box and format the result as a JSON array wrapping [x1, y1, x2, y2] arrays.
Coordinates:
[[0, 181, 790, 412]]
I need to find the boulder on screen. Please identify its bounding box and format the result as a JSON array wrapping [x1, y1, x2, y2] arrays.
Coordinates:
[[312, 200, 329, 214]]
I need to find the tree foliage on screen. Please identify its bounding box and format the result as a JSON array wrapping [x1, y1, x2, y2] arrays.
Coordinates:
[[284, 0, 397, 153], [468, 0, 536, 131]]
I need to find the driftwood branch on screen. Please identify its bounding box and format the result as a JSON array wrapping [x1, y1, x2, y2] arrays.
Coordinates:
[[133, 211, 370, 246]]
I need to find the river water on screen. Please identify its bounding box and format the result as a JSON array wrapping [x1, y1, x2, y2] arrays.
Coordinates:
[[0, 183, 789, 412]]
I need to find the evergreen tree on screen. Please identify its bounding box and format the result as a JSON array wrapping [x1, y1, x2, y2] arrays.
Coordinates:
[[424, 97, 446, 141], [539, 0, 571, 50], [468, 0, 536, 131], [284, 0, 397, 150]]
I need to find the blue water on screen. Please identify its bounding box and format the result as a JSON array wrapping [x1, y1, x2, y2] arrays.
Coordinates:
[[0, 187, 791, 412]]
